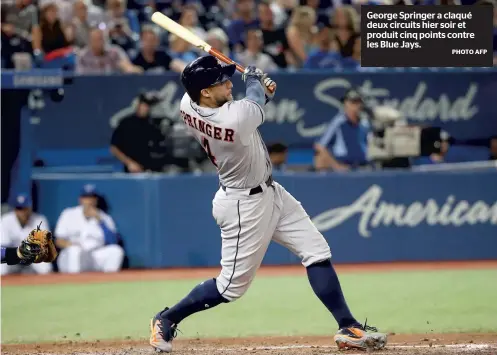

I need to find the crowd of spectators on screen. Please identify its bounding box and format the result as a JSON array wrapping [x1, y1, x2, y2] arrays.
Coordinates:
[[2, 0, 497, 73]]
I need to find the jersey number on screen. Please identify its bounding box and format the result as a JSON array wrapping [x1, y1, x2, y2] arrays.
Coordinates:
[[202, 138, 218, 168]]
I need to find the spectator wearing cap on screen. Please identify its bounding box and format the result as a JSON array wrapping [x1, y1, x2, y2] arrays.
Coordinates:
[[110, 91, 170, 173], [267, 142, 288, 171], [76, 27, 142, 74], [286, 6, 317, 66], [132, 26, 185, 73], [226, 0, 259, 52], [236, 28, 278, 72], [258, 1, 292, 68], [314, 89, 371, 171], [205, 28, 231, 58], [1, 193, 52, 275], [55, 184, 124, 273]]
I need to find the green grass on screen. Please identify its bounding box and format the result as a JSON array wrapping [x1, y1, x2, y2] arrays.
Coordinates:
[[2, 269, 497, 344]]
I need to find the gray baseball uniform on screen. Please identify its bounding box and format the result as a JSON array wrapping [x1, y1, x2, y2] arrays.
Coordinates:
[[180, 93, 331, 301]]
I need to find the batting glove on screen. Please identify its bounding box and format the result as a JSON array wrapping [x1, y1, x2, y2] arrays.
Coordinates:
[[263, 74, 276, 103], [242, 66, 264, 82]]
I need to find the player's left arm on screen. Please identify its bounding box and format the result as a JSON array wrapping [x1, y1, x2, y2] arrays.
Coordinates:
[[236, 67, 277, 144], [244, 73, 265, 107], [242, 66, 276, 107], [235, 78, 265, 144]]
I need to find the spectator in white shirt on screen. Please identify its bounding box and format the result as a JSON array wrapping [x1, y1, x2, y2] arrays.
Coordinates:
[[1, 193, 52, 275], [55, 184, 124, 273]]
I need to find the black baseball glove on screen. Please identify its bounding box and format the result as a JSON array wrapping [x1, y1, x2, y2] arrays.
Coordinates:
[[17, 239, 42, 265]]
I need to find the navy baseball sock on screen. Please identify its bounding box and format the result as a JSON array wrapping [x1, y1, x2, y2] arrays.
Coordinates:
[[306, 260, 360, 329], [160, 278, 228, 324]]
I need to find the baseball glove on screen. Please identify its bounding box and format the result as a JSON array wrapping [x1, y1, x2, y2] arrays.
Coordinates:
[[25, 223, 58, 263]]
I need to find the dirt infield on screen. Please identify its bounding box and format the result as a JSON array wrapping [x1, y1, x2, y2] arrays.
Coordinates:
[[2, 334, 497, 355], [2, 260, 497, 355]]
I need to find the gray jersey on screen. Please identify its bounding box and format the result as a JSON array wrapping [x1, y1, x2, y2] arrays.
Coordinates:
[[180, 93, 272, 189]]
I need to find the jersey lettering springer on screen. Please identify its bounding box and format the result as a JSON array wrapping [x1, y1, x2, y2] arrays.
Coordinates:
[[180, 94, 272, 189]]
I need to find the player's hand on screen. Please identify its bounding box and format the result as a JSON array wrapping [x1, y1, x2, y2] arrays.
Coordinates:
[[127, 160, 144, 173], [17, 239, 42, 265], [84, 205, 100, 220], [262, 74, 276, 103], [241, 66, 264, 82]]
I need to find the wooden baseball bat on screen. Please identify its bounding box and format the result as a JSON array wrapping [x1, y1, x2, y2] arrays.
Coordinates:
[[150, 12, 276, 93]]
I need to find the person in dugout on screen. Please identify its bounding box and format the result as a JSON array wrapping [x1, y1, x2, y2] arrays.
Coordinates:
[[110, 91, 170, 173]]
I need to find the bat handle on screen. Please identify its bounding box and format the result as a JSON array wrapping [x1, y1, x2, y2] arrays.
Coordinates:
[[208, 48, 276, 94]]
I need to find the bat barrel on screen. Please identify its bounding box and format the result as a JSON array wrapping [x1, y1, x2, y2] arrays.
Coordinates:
[[151, 11, 275, 93]]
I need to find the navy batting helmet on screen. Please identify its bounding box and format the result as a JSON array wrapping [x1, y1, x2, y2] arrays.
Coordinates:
[[181, 56, 236, 104]]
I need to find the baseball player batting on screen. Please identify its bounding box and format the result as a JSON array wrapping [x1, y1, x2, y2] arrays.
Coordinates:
[[149, 56, 387, 352]]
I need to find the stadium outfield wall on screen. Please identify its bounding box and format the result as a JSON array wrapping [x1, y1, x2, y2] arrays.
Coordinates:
[[34, 168, 497, 268]]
